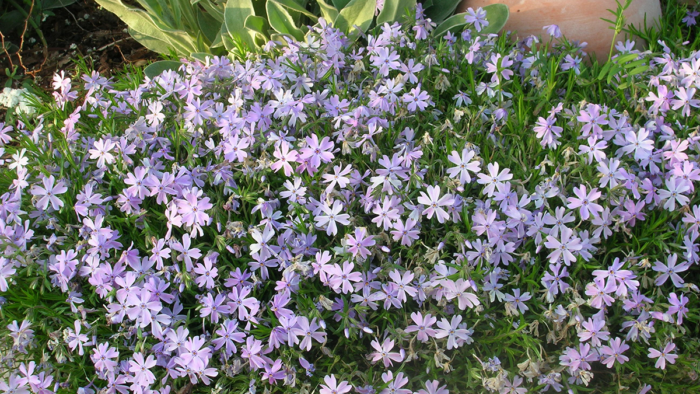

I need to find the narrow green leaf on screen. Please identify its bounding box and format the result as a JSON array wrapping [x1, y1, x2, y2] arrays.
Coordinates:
[[628, 65, 649, 76], [333, 0, 376, 38], [597, 61, 613, 80]]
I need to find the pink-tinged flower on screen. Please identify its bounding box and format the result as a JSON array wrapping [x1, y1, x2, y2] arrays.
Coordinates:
[[543, 24, 561, 38], [544, 227, 582, 266], [577, 104, 608, 138], [464, 7, 489, 31], [328, 261, 362, 294], [372, 197, 401, 231], [578, 317, 610, 347], [193, 253, 219, 289], [31, 175, 67, 211], [241, 336, 269, 370], [347, 227, 375, 260], [66, 320, 90, 355], [534, 115, 563, 149], [671, 87, 700, 117], [648, 342, 678, 370], [171, 233, 202, 271], [271, 142, 299, 177], [477, 163, 513, 197], [389, 270, 417, 302], [435, 315, 473, 350], [599, 337, 630, 368], [180, 335, 212, 371], [584, 277, 616, 309], [227, 285, 260, 320], [299, 134, 334, 169], [261, 359, 286, 385], [566, 185, 603, 220], [0, 257, 17, 292], [621, 128, 654, 161], [223, 134, 250, 163], [315, 200, 350, 236], [369, 338, 404, 367], [443, 278, 480, 310], [658, 177, 690, 211], [176, 187, 213, 228], [652, 253, 689, 288], [391, 218, 420, 246], [292, 317, 326, 351], [212, 319, 246, 357], [126, 289, 162, 328], [446, 148, 481, 184], [322, 164, 353, 193], [128, 352, 157, 387], [402, 84, 433, 112], [668, 293, 689, 325], [417, 185, 454, 223], [416, 380, 449, 394], [319, 375, 352, 394], [405, 312, 437, 342], [504, 289, 531, 315], [89, 138, 116, 168]]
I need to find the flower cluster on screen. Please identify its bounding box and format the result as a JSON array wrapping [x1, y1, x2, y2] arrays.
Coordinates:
[[0, 4, 699, 394]]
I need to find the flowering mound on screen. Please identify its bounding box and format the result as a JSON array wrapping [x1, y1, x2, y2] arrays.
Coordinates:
[[1, 5, 699, 394]]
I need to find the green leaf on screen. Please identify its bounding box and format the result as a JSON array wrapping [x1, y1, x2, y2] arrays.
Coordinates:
[[267, 0, 305, 41], [376, 0, 416, 25], [224, 0, 258, 52], [432, 4, 508, 38], [143, 60, 182, 79], [424, 0, 460, 24], [197, 6, 223, 44], [333, 0, 376, 38], [273, 0, 318, 21], [245, 15, 271, 40], [597, 61, 613, 80], [628, 65, 649, 76], [331, 0, 351, 9], [316, 0, 339, 22], [190, 52, 213, 62]]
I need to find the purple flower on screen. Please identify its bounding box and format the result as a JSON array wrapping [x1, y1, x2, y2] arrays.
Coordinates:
[[319, 375, 352, 394], [648, 342, 678, 370], [292, 317, 326, 351], [417, 185, 454, 223], [128, 352, 157, 387], [347, 227, 376, 259], [402, 84, 433, 112], [390, 218, 420, 246], [464, 7, 489, 32], [652, 253, 689, 287], [405, 312, 437, 342], [599, 337, 630, 368], [30, 175, 67, 211], [369, 338, 404, 367], [315, 200, 351, 236], [435, 315, 473, 350], [543, 24, 561, 38], [566, 185, 603, 220]]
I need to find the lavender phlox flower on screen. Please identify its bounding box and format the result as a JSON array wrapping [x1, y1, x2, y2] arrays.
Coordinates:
[[464, 7, 489, 32], [652, 253, 689, 287], [314, 200, 351, 236], [417, 185, 454, 223], [648, 342, 678, 370], [30, 175, 67, 211], [369, 338, 404, 367], [292, 317, 326, 351], [435, 315, 473, 350], [543, 24, 562, 38]]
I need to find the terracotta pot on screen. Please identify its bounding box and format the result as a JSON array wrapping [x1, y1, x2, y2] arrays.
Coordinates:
[[457, 0, 662, 61]]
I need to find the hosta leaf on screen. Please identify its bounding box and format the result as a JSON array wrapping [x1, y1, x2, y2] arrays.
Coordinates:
[[267, 0, 305, 41], [316, 0, 339, 23], [224, 0, 258, 52], [432, 4, 509, 38], [197, 7, 223, 44], [42, 0, 78, 10], [273, 0, 318, 20], [376, 0, 416, 25], [245, 15, 271, 40], [424, 0, 460, 24], [144, 60, 183, 80], [128, 29, 175, 54], [333, 0, 376, 38], [331, 0, 352, 9]]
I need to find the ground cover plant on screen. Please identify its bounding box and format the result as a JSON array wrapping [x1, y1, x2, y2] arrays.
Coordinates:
[[1, 1, 700, 393]]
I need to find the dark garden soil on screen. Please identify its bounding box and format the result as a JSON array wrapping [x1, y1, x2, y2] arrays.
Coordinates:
[[0, 0, 159, 91]]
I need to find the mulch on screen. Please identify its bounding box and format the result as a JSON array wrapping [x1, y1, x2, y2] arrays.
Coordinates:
[[0, 0, 159, 91]]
